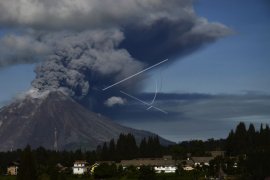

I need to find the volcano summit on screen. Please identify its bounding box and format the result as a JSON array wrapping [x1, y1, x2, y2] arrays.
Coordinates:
[[0, 91, 171, 151]]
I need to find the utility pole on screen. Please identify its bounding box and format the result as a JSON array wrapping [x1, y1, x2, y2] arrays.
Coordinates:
[[54, 127, 58, 151]]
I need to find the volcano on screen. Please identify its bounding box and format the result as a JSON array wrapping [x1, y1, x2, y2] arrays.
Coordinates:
[[0, 91, 172, 151]]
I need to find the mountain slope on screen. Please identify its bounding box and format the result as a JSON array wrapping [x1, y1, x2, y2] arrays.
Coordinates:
[[0, 91, 172, 151]]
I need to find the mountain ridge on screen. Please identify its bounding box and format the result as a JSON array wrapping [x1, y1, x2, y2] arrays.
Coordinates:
[[0, 91, 173, 151]]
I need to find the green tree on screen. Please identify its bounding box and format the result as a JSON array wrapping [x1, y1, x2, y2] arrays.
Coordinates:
[[226, 130, 235, 155], [101, 142, 109, 160], [116, 133, 138, 160], [17, 145, 37, 180], [247, 123, 256, 151], [109, 139, 116, 160], [232, 122, 248, 154], [139, 138, 147, 157]]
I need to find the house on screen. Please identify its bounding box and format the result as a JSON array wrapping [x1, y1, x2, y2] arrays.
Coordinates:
[[72, 160, 89, 175], [180, 155, 215, 170], [154, 166, 177, 173], [191, 157, 214, 167], [119, 155, 177, 173], [181, 159, 195, 171], [233, 162, 238, 168], [183, 166, 194, 171], [7, 162, 19, 175]]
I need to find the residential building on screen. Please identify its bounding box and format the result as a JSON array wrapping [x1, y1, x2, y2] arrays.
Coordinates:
[[119, 155, 177, 173], [72, 160, 89, 175], [191, 157, 214, 167], [154, 166, 177, 173], [7, 162, 19, 175]]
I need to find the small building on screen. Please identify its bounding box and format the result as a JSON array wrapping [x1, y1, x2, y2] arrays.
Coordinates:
[[72, 160, 89, 175], [7, 162, 19, 175], [119, 155, 177, 173], [154, 166, 177, 173], [181, 156, 214, 170], [183, 166, 194, 171], [181, 159, 195, 171], [191, 157, 214, 167], [178, 157, 194, 171]]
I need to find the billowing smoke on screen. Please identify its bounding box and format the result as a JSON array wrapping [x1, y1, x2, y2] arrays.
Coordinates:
[[31, 29, 143, 99], [121, 17, 231, 61], [0, 0, 232, 108], [0, 0, 209, 30]]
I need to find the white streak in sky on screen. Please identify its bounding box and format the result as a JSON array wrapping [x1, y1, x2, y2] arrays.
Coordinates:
[[120, 90, 168, 114], [102, 59, 168, 91]]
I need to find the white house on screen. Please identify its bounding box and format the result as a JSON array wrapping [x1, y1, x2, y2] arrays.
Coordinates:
[[72, 160, 89, 175], [183, 166, 194, 171], [119, 155, 177, 173], [191, 157, 214, 167], [7, 162, 19, 175], [154, 166, 177, 173]]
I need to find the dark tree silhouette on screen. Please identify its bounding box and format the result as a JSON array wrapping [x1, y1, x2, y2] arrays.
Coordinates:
[[17, 145, 37, 180]]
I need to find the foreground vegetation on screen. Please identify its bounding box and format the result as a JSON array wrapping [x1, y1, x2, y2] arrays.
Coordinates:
[[0, 122, 269, 179]]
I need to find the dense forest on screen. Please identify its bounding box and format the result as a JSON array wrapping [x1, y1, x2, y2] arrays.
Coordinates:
[[0, 122, 269, 179]]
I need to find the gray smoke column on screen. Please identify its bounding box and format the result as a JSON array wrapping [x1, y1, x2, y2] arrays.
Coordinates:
[[0, 0, 232, 103], [31, 29, 144, 99]]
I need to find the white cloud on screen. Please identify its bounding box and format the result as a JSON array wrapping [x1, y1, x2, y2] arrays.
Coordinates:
[[104, 96, 126, 107]]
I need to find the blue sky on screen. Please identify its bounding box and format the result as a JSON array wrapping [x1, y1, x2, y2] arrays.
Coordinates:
[[0, 64, 35, 106], [144, 0, 270, 95], [0, 0, 269, 142]]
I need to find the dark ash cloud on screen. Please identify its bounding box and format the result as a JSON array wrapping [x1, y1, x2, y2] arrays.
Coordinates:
[[0, 0, 231, 67], [31, 29, 143, 99], [121, 17, 231, 61], [0, 0, 232, 107]]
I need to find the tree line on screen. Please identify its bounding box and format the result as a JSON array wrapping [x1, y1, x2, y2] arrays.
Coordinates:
[[226, 122, 270, 155], [224, 122, 270, 179], [97, 133, 163, 161], [0, 122, 269, 179], [0, 134, 164, 179]]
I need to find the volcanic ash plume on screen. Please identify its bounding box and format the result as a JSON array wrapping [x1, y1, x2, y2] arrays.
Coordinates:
[[0, 0, 232, 105], [31, 29, 144, 99]]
